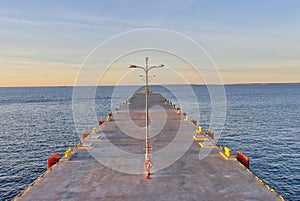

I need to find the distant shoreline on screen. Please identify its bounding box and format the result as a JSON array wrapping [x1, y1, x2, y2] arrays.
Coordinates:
[[0, 82, 299, 88], [223, 82, 300, 86]]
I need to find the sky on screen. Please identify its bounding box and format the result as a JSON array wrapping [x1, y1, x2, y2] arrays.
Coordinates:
[[0, 0, 299, 86]]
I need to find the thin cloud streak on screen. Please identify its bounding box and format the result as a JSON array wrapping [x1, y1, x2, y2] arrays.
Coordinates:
[[0, 0, 299, 86]]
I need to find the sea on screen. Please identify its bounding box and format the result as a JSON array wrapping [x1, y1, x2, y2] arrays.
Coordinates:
[[0, 84, 299, 201]]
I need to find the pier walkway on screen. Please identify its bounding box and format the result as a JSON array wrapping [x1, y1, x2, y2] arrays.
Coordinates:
[[15, 92, 282, 201]]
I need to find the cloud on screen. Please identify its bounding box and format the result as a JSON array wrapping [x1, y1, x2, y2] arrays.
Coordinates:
[[0, 58, 78, 70], [0, 17, 47, 26]]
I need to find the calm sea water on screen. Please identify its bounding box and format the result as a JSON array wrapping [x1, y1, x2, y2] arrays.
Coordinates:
[[0, 84, 299, 200]]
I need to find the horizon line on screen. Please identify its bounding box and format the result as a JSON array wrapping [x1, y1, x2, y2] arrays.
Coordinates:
[[0, 82, 299, 88]]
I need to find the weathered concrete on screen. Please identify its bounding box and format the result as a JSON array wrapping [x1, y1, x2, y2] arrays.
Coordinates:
[[15, 92, 282, 201]]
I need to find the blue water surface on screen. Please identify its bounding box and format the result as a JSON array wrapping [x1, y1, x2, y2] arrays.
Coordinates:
[[0, 84, 299, 200]]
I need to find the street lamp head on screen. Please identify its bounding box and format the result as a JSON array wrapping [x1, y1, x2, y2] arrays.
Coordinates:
[[152, 64, 164, 69], [128, 65, 137, 69]]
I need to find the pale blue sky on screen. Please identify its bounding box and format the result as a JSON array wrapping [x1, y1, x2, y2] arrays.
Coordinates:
[[0, 0, 299, 86]]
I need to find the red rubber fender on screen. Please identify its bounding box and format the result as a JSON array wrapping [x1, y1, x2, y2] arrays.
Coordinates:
[[98, 119, 104, 126], [47, 152, 60, 169], [207, 129, 214, 139], [191, 119, 197, 125], [82, 130, 89, 140], [237, 151, 249, 168]]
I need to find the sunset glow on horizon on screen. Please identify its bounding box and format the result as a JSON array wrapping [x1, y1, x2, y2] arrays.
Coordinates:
[[1, 1, 299, 87]]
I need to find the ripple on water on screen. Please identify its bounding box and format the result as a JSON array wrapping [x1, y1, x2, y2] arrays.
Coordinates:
[[0, 85, 299, 201]]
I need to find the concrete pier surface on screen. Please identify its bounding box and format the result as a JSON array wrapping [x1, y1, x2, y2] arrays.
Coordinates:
[[15, 92, 282, 201]]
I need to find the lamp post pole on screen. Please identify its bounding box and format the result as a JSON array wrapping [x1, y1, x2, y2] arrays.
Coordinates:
[[145, 57, 150, 161], [128, 57, 164, 169]]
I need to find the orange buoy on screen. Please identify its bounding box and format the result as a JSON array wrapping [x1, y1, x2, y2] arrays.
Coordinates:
[[237, 151, 249, 168]]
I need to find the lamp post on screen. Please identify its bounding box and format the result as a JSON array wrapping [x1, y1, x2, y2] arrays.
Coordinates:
[[128, 57, 164, 166]]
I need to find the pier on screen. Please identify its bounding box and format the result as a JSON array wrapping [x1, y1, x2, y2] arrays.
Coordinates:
[[15, 92, 283, 201]]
